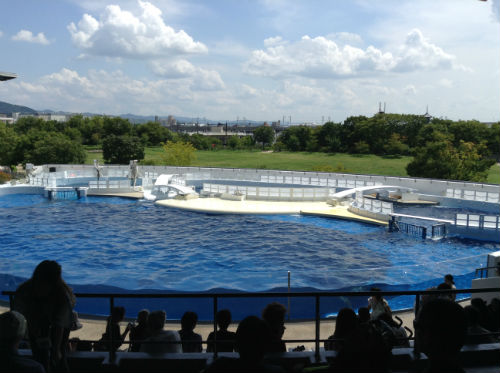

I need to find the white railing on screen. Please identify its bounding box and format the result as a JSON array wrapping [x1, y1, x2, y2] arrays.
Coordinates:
[[446, 188, 499, 203], [455, 214, 500, 230], [260, 175, 379, 188], [89, 180, 131, 189], [202, 183, 335, 201], [354, 196, 393, 215]]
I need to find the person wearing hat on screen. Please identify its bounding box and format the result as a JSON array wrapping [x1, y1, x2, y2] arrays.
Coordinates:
[[0, 310, 45, 372], [444, 274, 456, 301]]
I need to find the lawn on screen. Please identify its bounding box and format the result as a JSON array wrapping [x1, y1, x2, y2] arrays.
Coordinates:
[[85, 147, 500, 184]]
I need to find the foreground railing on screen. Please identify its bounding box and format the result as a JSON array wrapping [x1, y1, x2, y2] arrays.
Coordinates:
[[3, 287, 500, 364]]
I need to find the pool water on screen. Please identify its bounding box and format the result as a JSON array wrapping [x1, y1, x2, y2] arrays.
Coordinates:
[[0, 194, 497, 319]]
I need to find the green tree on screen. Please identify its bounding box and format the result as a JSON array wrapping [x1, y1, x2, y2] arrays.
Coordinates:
[[27, 133, 86, 164], [0, 123, 19, 166], [135, 121, 173, 146], [253, 125, 275, 150], [227, 135, 241, 150], [162, 141, 196, 166], [406, 131, 494, 182], [102, 135, 145, 164], [383, 133, 409, 156], [353, 141, 370, 154]]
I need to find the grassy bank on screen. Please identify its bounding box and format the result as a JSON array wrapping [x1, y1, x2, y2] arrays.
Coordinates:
[[85, 147, 500, 184]]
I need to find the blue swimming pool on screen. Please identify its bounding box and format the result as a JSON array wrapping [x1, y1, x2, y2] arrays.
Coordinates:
[[0, 194, 497, 319]]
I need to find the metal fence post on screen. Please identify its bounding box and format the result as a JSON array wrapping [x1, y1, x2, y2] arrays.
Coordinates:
[[213, 296, 218, 359], [315, 295, 320, 363], [109, 296, 115, 364]]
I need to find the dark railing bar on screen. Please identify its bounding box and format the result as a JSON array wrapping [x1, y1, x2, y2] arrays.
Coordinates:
[[314, 295, 320, 363], [4, 287, 498, 298]]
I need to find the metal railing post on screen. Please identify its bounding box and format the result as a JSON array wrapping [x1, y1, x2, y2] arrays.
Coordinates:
[[213, 296, 218, 359], [315, 295, 320, 363], [287, 271, 291, 321], [109, 296, 115, 364]]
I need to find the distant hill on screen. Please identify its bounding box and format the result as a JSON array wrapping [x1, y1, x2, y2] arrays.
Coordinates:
[[0, 100, 37, 114]]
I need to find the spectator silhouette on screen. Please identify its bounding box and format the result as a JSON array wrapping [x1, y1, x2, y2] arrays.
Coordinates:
[[94, 306, 131, 352], [367, 287, 391, 320], [12, 260, 75, 372], [437, 282, 454, 301], [488, 298, 500, 332], [375, 313, 409, 347], [415, 298, 466, 373], [179, 311, 202, 352], [0, 311, 45, 372], [464, 306, 496, 344], [444, 274, 457, 301], [325, 308, 358, 351], [204, 316, 284, 373], [129, 309, 151, 352], [330, 321, 392, 373], [262, 302, 287, 353], [140, 310, 181, 354], [358, 307, 370, 324], [471, 298, 496, 332], [207, 309, 236, 352]]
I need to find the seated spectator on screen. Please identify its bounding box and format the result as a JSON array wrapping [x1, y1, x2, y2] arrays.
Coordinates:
[[471, 298, 496, 332], [207, 309, 236, 352], [0, 310, 45, 372], [414, 298, 466, 373], [94, 306, 131, 352], [140, 310, 181, 354], [358, 307, 370, 324], [375, 313, 410, 347], [464, 306, 497, 344], [444, 274, 457, 301], [178, 311, 202, 353], [488, 298, 500, 332], [129, 309, 151, 352], [325, 308, 358, 351], [330, 321, 392, 373], [437, 282, 454, 301], [12, 260, 75, 372], [262, 302, 287, 353], [367, 287, 391, 320], [204, 316, 284, 373]]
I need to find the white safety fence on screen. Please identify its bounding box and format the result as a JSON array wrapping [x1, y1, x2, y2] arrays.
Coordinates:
[[202, 183, 336, 201], [354, 196, 393, 215], [446, 189, 499, 203], [455, 214, 500, 230], [89, 180, 131, 189], [260, 175, 380, 188]]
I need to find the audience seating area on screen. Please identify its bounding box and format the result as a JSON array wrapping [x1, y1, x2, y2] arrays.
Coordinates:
[[14, 343, 499, 372]]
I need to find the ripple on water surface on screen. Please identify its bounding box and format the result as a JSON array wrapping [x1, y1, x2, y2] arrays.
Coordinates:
[[0, 194, 497, 293]]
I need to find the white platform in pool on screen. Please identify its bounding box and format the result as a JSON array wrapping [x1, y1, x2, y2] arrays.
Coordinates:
[[155, 197, 332, 215]]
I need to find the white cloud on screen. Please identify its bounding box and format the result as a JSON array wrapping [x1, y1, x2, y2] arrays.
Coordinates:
[[326, 32, 363, 46], [245, 29, 465, 79], [263, 36, 285, 47], [0, 31, 3, 38], [68, 0, 207, 59], [151, 59, 225, 91], [12, 30, 50, 45]]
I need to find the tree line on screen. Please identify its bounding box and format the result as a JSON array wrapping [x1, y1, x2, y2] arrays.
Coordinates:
[[0, 113, 498, 182]]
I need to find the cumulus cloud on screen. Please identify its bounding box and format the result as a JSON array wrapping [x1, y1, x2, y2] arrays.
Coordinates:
[[151, 59, 225, 90], [68, 0, 207, 59], [245, 29, 464, 79], [12, 30, 50, 45]]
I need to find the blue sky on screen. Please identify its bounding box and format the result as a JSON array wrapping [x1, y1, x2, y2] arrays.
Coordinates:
[[0, 0, 499, 123]]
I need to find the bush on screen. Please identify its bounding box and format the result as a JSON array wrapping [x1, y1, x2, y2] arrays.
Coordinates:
[[0, 171, 11, 184]]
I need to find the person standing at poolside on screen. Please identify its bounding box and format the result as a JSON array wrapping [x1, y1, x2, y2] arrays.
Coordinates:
[[12, 260, 75, 372]]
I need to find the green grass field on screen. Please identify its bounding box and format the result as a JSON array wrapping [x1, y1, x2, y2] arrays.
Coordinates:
[[86, 147, 500, 184]]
